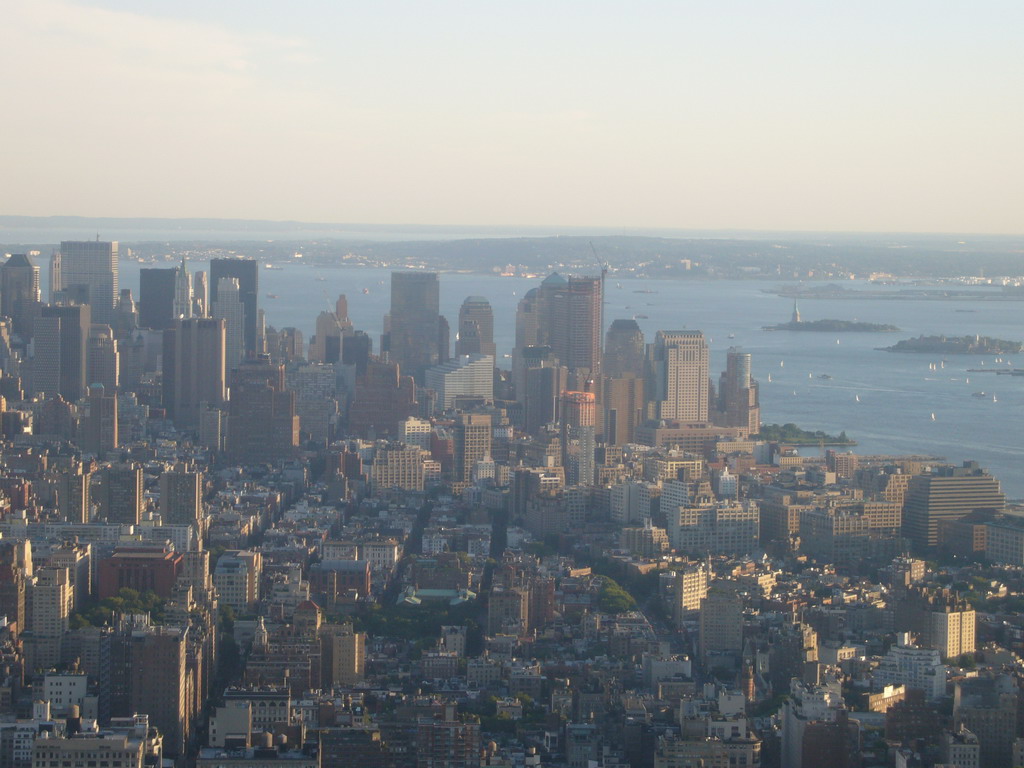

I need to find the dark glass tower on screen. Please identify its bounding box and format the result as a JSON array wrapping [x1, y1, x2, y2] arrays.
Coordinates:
[[389, 271, 440, 382]]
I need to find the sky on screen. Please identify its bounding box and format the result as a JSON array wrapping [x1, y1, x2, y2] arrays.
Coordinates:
[[3, 1, 1023, 234]]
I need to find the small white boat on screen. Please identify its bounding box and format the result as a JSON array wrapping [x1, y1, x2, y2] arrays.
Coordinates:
[[993, 394, 998, 403], [930, 413, 936, 421], [767, 374, 772, 383], [855, 394, 860, 403], [780, 361, 784, 368]]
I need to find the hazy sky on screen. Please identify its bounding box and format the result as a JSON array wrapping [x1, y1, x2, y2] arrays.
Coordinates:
[[4, 1, 1022, 233]]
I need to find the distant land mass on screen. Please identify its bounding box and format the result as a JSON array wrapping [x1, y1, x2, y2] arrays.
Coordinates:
[[764, 319, 899, 332], [880, 335, 1024, 354], [755, 423, 855, 446], [3, 215, 1024, 280]]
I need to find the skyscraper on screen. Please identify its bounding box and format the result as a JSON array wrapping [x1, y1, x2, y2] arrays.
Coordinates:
[[604, 318, 645, 378], [550, 274, 603, 387], [649, 330, 709, 423], [212, 277, 245, 371], [309, 295, 352, 364], [513, 273, 603, 425], [162, 317, 227, 429], [86, 324, 119, 391], [453, 413, 491, 494], [603, 375, 645, 446], [0, 253, 40, 339], [425, 353, 495, 413], [81, 384, 118, 458], [456, 296, 496, 359], [716, 347, 760, 433], [389, 271, 441, 382], [347, 358, 417, 438], [57, 241, 119, 323], [102, 463, 143, 525], [138, 268, 177, 330], [34, 304, 91, 401], [903, 461, 1005, 550], [130, 626, 189, 758], [29, 567, 72, 670], [159, 464, 203, 526], [226, 355, 299, 463], [173, 258, 192, 320], [209, 258, 258, 356], [560, 391, 596, 486]]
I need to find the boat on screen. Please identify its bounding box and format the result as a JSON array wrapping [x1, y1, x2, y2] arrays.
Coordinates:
[[265, 293, 278, 299], [808, 373, 813, 379], [835, 339, 840, 344], [362, 288, 370, 295], [972, 392, 987, 398], [315, 276, 326, 282], [855, 394, 860, 402], [633, 314, 649, 320], [930, 413, 936, 421], [728, 334, 736, 339], [792, 390, 797, 396], [818, 374, 832, 380], [767, 374, 773, 382], [780, 361, 784, 368]]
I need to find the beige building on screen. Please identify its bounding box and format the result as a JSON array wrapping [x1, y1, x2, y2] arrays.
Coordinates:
[[321, 623, 365, 688], [673, 562, 710, 628], [213, 550, 262, 613], [32, 733, 144, 768], [699, 581, 743, 666], [649, 330, 709, 423], [370, 442, 426, 492], [28, 567, 72, 670]]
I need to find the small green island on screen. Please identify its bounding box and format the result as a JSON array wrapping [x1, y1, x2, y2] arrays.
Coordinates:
[[756, 423, 856, 446], [880, 335, 1024, 354], [764, 319, 899, 332]]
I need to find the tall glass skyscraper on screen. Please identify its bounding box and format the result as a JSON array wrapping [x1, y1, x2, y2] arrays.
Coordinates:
[[57, 241, 118, 323], [389, 271, 441, 382]]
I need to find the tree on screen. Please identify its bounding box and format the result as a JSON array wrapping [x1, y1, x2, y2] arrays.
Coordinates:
[[596, 577, 636, 614]]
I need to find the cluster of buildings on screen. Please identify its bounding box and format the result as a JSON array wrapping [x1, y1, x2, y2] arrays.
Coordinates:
[[1, 244, 1024, 766]]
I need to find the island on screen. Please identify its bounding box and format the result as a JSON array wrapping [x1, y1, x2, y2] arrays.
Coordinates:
[[879, 334, 1024, 354], [755, 423, 856, 446], [764, 318, 899, 332]]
